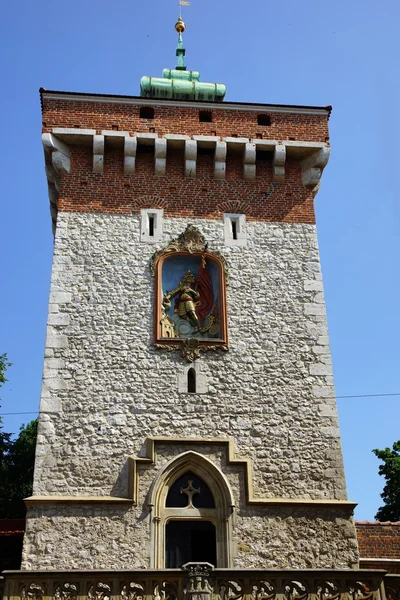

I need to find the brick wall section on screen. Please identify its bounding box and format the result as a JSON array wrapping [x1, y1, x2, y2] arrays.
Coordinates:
[[356, 522, 400, 558], [58, 147, 314, 222], [41, 99, 330, 142], [42, 97, 329, 224], [360, 560, 400, 574]]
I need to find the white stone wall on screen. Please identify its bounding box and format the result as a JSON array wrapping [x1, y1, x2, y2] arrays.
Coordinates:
[[23, 212, 358, 569]]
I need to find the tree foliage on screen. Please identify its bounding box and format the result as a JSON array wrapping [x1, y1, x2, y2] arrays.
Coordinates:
[[0, 353, 12, 466], [0, 419, 38, 517], [0, 353, 38, 518], [373, 441, 400, 521], [0, 353, 12, 384]]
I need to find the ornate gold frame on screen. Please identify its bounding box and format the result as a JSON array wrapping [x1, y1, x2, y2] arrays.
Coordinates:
[[151, 226, 229, 361]]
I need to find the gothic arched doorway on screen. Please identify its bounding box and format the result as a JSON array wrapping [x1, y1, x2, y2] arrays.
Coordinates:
[[148, 451, 235, 568], [166, 520, 217, 568]]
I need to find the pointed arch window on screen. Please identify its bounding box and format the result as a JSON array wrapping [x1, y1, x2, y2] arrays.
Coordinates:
[[148, 452, 234, 569]]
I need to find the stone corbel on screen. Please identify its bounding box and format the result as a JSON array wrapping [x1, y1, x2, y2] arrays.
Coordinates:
[[155, 138, 167, 176], [243, 142, 256, 181], [301, 146, 330, 191], [185, 140, 197, 178], [214, 141, 227, 179], [42, 133, 71, 233], [45, 165, 59, 224], [93, 134, 104, 173], [124, 136, 137, 175], [273, 144, 286, 183], [42, 133, 71, 175]]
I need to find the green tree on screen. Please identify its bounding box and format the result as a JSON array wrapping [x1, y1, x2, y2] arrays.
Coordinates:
[[0, 419, 38, 517], [0, 353, 12, 479], [373, 441, 400, 521], [0, 353, 38, 518], [0, 353, 12, 387]]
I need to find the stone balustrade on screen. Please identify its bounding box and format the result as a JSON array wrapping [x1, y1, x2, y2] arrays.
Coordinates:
[[0, 566, 390, 600]]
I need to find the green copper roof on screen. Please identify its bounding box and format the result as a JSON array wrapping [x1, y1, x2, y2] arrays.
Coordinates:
[[140, 18, 226, 102]]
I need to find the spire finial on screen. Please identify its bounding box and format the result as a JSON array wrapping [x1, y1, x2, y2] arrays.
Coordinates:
[[175, 16, 185, 34], [140, 6, 226, 102], [175, 17, 186, 71]]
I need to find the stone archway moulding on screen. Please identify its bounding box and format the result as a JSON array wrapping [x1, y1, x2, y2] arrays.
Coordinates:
[[148, 450, 235, 568], [148, 450, 235, 510], [126, 436, 357, 509]]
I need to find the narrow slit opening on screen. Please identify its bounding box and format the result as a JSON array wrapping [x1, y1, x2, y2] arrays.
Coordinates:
[[188, 368, 196, 393], [231, 219, 238, 240], [149, 215, 155, 237]]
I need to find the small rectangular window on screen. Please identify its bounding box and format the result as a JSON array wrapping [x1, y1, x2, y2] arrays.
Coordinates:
[[224, 213, 247, 247], [199, 111, 212, 123], [140, 208, 163, 243], [257, 114, 271, 126], [140, 106, 154, 119]]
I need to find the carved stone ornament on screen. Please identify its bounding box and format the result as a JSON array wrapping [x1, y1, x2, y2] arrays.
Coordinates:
[[150, 225, 228, 277], [88, 583, 112, 600], [121, 582, 145, 600], [251, 581, 276, 600], [155, 338, 229, 363], [347, 581, 378, 600], [315, 581, 340, 600], [284, 581, 308, 600], [21, 584, 46, 600], [218, 580, 243, 600], [183, 563, 214, 600], [154, 581, 179, 600], [55, 583, 79, 600]]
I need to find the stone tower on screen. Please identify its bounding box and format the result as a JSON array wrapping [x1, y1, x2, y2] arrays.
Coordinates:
[[22, 19, 359, 572]]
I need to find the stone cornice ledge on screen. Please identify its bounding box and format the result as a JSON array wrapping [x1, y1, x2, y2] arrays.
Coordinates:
[[24, 495, 356, 508], [24, 495, 133, 505], [24, 437, 357, 510]]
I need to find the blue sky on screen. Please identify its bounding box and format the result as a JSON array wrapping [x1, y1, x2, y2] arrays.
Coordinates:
[[1, 0, 399, 520]]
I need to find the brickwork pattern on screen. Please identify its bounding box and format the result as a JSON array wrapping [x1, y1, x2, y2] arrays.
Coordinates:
[[58, 148, 314, 222], [42, 99, 329, 143], [360, 560, 400, 574], [356, 522, 400, 558], [42, 97, 330, 224]]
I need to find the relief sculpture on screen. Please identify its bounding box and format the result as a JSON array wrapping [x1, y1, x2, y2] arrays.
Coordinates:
[[152, 226, 228, 360], [161, 252, 219, 340]]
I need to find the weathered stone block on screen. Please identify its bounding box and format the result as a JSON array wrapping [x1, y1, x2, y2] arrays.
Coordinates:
[[49, 292, 71, 304], [46, 334, 68, 349]]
